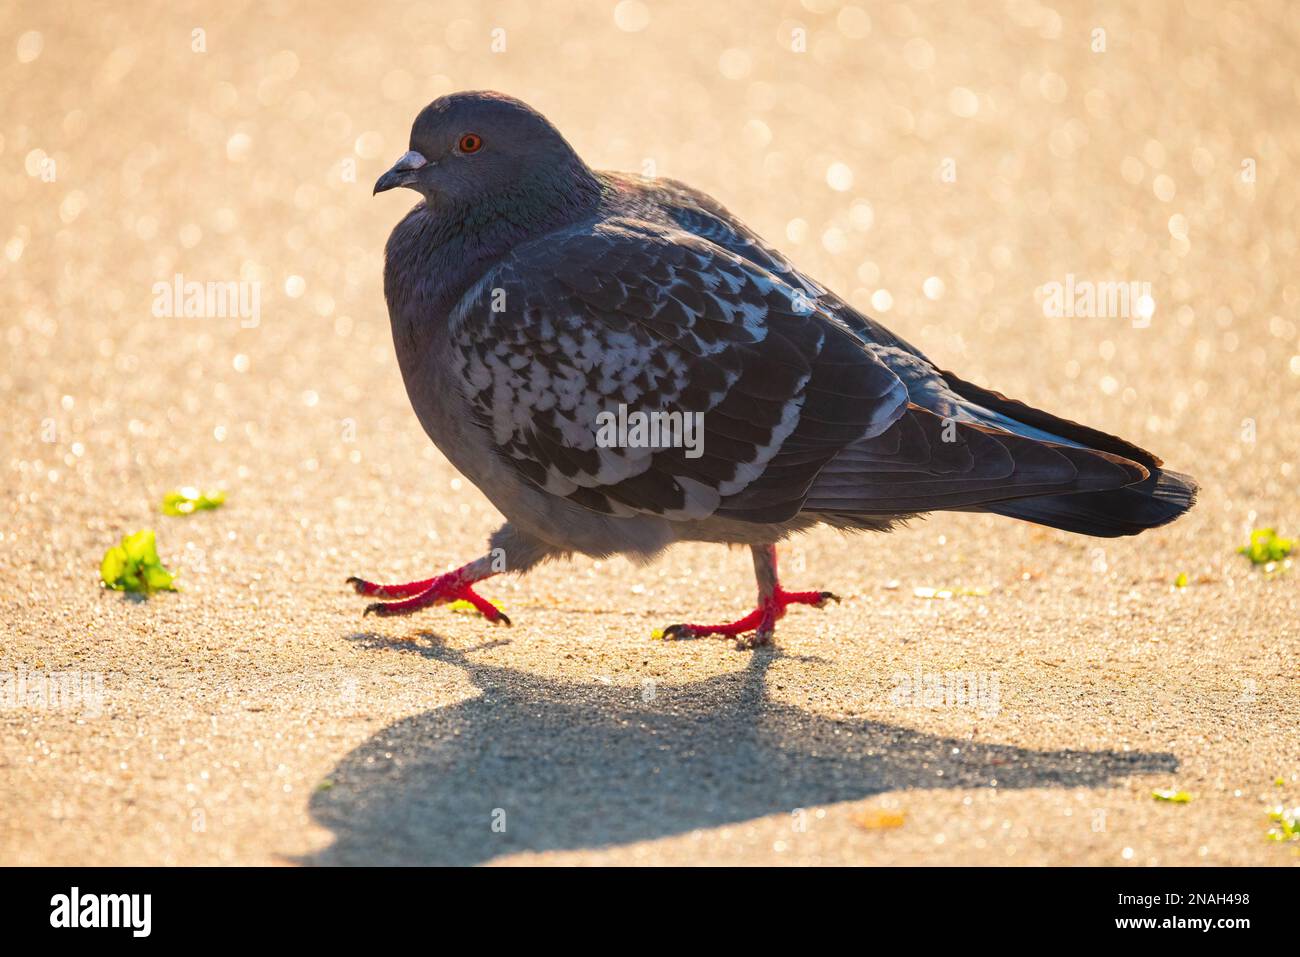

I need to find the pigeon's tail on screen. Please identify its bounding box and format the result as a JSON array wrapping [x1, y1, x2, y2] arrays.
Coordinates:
[[800, 407, 1154, 518], [797, 394, 1198, 537], [974, 468, 1198, 537], [928, 368, 1198, 537]]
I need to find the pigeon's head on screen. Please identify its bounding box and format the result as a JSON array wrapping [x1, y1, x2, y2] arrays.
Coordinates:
[[374, 91, 597, 211]]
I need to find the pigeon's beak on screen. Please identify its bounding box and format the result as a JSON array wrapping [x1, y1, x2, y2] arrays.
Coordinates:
[[374, 150, 430, 195]]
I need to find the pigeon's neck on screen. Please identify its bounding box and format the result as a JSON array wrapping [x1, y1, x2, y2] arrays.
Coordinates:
[[410, 166, 603, 317]]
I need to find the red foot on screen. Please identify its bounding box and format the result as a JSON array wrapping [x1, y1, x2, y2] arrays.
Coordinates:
[[347, 570, 509, 625], [661, 587, 839, 648]]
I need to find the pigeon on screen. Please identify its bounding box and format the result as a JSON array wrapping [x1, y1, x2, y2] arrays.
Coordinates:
[[354, 90, 1197, 648]]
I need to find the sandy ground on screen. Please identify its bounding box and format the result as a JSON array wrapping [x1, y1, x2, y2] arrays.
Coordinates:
[[2, 1, 1298, 866]]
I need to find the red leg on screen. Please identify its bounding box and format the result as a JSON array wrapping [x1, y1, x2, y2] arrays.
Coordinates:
[[348, 555, 509, 625], [661, 545, 839, 648], [346, 575, 436, 599]]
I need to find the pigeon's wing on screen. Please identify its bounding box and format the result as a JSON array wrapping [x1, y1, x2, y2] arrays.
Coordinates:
[[447, 217, 909, 523], [636, 175, 929, 358], [639, 179, 1169, 523]]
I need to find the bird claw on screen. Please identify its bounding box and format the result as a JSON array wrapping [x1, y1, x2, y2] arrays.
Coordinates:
[[660, 623, 698, 641], [349, 570, 509, 626], [739, 628, 775, 651], [660, 622, 762, 649], [656, 585, 837, 648]]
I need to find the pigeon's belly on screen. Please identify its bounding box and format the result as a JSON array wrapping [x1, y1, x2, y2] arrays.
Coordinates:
[[398, 353, 837, 554], [395, 342, 669, 553]]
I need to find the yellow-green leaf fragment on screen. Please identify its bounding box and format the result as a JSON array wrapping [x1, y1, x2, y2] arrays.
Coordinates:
[[1152, 789, 1192, 803], [99, 545, 128, 585], [1266, 806, 1299, 842], [447, 597, 504, 614], [1173, 572, 1189, 588], [122, 528, 160, 566], [162, 487, 226, 516], [142, 562, 175, 591], [912, 585, 989, 600], [1237, 528, 1293, 566], [913, 587, 952, 600], [99, 529, 177, 594]]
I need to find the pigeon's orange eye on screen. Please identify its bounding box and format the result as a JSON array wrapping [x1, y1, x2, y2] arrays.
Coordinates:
[[458, 133, 483, 154]]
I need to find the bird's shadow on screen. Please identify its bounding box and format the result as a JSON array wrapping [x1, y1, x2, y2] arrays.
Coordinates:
[[302, 632, 1177, 865]]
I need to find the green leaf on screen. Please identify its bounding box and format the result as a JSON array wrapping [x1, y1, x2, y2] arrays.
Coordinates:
[[100, 545, 128, 586], [99, 529, 177, 595], [1152, 789, 1192, 803], [162, 487, 226, 517], [142, 563, 175, 591], [122, 528, 160, 566], [1266, 806, 1299, 842], [1237, 527, 1293, 566], [447, 597, 505, 614]]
